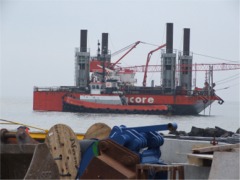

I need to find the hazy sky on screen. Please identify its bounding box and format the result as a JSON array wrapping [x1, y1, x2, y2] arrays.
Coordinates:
[[1, 0, 239, 102]]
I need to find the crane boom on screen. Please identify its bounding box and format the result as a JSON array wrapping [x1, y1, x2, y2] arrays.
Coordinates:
[[119, 63, 240, 73], [142, 44, 166, 86], [110, 41, 141, 69]]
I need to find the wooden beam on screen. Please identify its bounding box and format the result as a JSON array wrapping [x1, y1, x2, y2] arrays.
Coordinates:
[[192, 143, 240, 154], [187, 154, 213, 167]]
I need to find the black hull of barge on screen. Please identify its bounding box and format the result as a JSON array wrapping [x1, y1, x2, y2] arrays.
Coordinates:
[[62, 101, 213, 115], [171, 100, 214, 115], [62, 103, 170, 115], [170, 105, 200, 115]]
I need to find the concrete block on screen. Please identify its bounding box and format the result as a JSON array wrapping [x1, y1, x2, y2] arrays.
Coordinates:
[[209, 151, 240, 179]]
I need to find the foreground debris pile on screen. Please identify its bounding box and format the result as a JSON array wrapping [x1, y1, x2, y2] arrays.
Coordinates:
[[1, 122, 239, 179]]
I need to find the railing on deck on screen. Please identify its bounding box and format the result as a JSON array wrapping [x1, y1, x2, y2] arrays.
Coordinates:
[[33, 86, 87, 93]]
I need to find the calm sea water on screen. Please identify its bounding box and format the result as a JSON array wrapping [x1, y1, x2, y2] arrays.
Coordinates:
[[0, 97, 239, 134]]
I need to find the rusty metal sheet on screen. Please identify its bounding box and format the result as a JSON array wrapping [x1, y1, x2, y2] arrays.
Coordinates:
[[1, 144, 35, 179], [0, 143, 59, 179], [24, 143, 59, 179]]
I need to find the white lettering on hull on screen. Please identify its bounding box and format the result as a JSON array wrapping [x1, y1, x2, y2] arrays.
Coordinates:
[[129, 97, 154, 104]]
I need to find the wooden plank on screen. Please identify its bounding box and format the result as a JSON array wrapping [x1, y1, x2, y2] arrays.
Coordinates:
[[45, 124, 81, 179], [192, 144, 214, 149], [188, 154, 213, 160], [192, 143, 240, 154], [187, 154, 213, 167]]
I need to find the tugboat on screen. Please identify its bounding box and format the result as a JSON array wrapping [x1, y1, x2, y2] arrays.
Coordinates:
[[33, 23, 224, 115]]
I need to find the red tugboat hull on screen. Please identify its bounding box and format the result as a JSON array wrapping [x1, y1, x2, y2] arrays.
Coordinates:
[[62, 96, 169, 115]]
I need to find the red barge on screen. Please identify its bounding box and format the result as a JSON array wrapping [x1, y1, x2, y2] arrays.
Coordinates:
[[33, 23, 224, 115]]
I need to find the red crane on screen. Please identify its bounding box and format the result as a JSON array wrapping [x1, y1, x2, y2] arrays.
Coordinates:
[[109, 41, 141, 69], [118, 63, 240, 72], [142, 44, 166, 87]]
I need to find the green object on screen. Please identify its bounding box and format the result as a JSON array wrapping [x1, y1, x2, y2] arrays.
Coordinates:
[[92, 141, 99, 156]]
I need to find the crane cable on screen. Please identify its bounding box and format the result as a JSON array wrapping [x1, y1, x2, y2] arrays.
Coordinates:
[[148, 53, 162, 84], [214, 73, 239, 91], [111, 41, 239, 63], [111, 41, 165, 57], [192, 52, 239, 63], [215, 82, 239, 91], [217, 77, 239, 86], [215, 73, 239, 83], [111, 43, 137, 57], [112, 42, 239, 63], [141, 42, 159, 47]]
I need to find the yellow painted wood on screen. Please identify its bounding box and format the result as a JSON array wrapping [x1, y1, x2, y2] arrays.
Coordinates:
[[29, 132, 84, 141]]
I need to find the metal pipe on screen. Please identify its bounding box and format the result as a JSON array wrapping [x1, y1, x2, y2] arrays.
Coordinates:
[[1, 129, 16, 140], [118, 123, 178, 133]]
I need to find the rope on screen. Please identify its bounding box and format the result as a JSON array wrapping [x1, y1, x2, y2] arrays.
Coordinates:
[[0, 119, 48, 133]]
